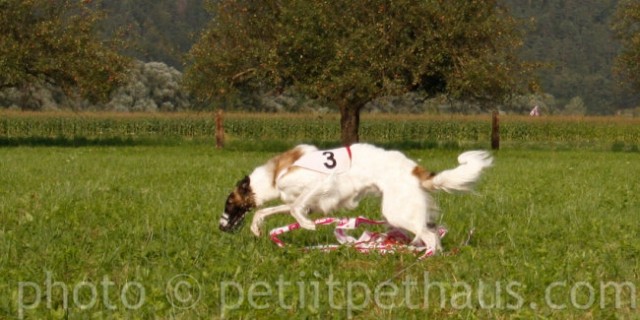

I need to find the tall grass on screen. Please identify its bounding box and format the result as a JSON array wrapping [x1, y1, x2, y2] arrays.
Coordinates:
[[1, 111, 639, 150]]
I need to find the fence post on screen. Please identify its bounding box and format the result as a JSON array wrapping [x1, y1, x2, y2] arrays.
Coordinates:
[[215, 109, 224, 149], [491, 110, 500, 150]]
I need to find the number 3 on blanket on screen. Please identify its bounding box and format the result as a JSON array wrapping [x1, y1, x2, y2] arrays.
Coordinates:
[[292, 147, 352, 174], [323, 152, 337, 169]]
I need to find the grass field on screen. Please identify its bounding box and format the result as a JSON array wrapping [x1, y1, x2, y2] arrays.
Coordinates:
[[1, 113, 639, 319]]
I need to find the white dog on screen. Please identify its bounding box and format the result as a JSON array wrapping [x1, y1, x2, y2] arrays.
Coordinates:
[[219, 143, 492, 254]]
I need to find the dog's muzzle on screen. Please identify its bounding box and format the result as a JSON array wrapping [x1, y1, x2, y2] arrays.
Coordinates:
[[219, 212, 245, 233]]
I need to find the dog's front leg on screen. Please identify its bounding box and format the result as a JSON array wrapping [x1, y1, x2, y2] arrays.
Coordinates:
[[290, 178, 333, 231], [291, 205, 316, 230], [251, 204, 291, 236]]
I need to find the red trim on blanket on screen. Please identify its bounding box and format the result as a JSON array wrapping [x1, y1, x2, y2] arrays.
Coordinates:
[[345, 145, 352, 160]]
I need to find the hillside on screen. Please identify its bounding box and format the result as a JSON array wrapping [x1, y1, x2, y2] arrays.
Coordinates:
[[98, 0, 210, 69], [504, 0, 632, 114]]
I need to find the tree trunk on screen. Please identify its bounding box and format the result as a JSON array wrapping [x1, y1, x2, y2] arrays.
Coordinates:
[[339, 105, 361, 146], [491, 110, 500, 150]]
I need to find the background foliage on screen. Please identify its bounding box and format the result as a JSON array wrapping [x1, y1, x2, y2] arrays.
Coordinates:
[[114, 0, 640, 115], [506, 0, 629, 114], [1, 0, 639, 114], [0, 61, 188, 112], [0, 0, 130, 103], [185, 0, 534, 143], [97, 0, 211, 68], [613, 0, 640, 94], [185, 0, 530, 104]]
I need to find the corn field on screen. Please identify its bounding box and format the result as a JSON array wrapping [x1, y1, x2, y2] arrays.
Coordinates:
[[1, 111, 638, 150]]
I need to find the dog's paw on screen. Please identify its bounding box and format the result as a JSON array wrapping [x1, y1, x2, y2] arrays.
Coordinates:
[[250, 223, 262, 237], [417, 233, 441, 255], [419, 248, 436, 259]]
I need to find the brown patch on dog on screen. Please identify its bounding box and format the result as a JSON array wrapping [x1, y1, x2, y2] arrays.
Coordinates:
[[412, 165, 435, 180], [229, 190, 255, 212], [230, 190, 252, 208], [412, 165, 437, 191], [232, 176, 256, 208], [271, 147, 305, 186]]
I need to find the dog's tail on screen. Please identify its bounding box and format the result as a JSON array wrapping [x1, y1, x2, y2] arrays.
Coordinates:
[[420, 151, 493, 193]]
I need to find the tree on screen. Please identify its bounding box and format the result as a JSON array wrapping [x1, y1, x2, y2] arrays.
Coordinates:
[[185, 0, 532, 144], [0, 0, 130, 106], [613, 0, 640, 94], [106, 61, 191, 112]]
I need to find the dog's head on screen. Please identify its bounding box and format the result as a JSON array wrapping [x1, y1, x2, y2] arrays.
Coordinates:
[[219, 176, 256, 233]]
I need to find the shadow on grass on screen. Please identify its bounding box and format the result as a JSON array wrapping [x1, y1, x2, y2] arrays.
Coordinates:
[[223, 139, 473, 152], [0, 136, 493, 151], [611, 141, 640, 153], [0, 136, 147, 147]]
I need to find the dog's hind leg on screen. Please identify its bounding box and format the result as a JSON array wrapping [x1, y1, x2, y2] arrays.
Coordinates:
[[251, 204, 291, 237], [381, 187, 442, 255], [386, 214, 442, 255], [413, 227, 442, 256], [414, 197, 442, 255]]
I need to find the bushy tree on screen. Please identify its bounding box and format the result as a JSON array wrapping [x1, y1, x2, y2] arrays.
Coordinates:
[[562, 96, 587, 116], [0, 60, 191, 112], [107, 61, 191, 112], [0, 0, 130, 107], [185, 0, 533, 144], [0, 83, 65, 111]]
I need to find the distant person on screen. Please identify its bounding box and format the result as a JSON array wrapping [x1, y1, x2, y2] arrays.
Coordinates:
[[530, 105, 540, 116]]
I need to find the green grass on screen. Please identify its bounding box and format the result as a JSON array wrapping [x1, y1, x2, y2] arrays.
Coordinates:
[[1, 144, 638, 319]]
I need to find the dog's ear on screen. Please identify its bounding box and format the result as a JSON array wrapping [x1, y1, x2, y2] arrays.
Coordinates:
[[237, 176, 251, 193]]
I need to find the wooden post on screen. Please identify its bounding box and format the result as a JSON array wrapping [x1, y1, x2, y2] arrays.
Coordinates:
[[491, 110, 500, 150], [215, 109, 224, 149]]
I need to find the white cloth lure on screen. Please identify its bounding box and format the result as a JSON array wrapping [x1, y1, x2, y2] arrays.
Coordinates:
[[269, 216, 447, 259]]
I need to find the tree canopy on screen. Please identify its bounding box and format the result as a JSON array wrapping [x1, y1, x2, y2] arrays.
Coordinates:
[[185, 0, 533, 144], [0, 0, 130, 104]]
